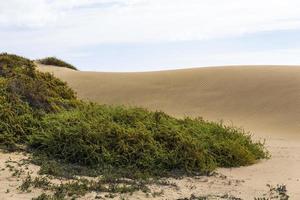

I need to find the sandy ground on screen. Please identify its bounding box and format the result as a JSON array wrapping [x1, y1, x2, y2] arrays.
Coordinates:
[[0, 152, 41, 200], [1, 64, 299, 199], [2, 137, 299, 200]]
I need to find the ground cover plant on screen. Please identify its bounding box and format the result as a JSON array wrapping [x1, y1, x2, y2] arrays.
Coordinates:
[[0, 53, 268, 179], [29, 104, 267, 177], [36, 57, 77, 70]]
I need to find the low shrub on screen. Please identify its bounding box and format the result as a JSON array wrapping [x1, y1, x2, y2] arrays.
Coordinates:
[[0, 53, 78, 149], [0, 53, 78, 113], [37, 57, 77, 70], [29, 104, 268, 177], [0, 78, 35, 150]]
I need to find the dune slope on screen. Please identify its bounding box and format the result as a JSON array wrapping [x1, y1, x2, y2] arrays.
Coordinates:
[[38, 65, 300, 138]]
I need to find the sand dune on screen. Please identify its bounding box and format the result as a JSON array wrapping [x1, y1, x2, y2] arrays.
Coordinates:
[[37, 64, 300, 199], [38, 64, 300, 138]]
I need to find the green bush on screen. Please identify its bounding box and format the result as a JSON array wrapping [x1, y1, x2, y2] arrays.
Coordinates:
[[0, 53, 36, 85], [0, 53, 79, 149], [37, 57, 77, 70], [0, 78, 35, 150], [7, 71, 78, 112], [29, 104, 268, 176], [0, 53, 78, 113]]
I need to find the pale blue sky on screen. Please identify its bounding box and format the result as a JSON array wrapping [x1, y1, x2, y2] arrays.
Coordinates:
[[1, 0, 300, 71]]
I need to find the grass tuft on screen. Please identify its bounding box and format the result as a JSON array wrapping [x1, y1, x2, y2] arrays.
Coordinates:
[[37, 57, 77, 70]]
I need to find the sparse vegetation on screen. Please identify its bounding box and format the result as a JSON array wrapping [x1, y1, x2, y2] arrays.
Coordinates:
[[177, 184, 289, 200], [32, 193, 55, 200], [177, 194, 242, 200], [37, 57, 77, 70], [19, 172, 151, 199], [255, 184, 289, 200]]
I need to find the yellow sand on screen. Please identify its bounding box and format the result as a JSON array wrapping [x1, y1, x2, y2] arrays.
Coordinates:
[[38, 64, 300, 138]]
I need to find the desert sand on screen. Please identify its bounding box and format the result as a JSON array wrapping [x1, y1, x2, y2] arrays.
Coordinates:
[[38, 64, 300, 138], [1, 65, 299, 199]]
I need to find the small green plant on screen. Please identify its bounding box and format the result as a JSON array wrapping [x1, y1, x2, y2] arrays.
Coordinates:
[[19, 174, 33, 192], [32, 193, 63, 200], [255, 184, 289, 200], [37, 57, 77, 70], [19, 173, 51, 192], [177, 194, 242, 200], [151, 190, 164, 197]]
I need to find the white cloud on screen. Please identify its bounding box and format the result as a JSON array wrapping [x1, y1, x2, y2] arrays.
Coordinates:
[[1, 0, 300, 45], [187, 48, 300, 68], [1, 0, 300, 71], [0, 0, 109, 27]]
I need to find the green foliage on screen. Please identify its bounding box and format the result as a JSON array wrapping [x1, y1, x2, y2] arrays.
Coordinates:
[[37, 57, 77, 70], [0, 53, 35, 77], [0, 53, 78, 149], [29, 104, 268, 177], [0, 53, 78, 112], [0, 78, 35, 150]]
